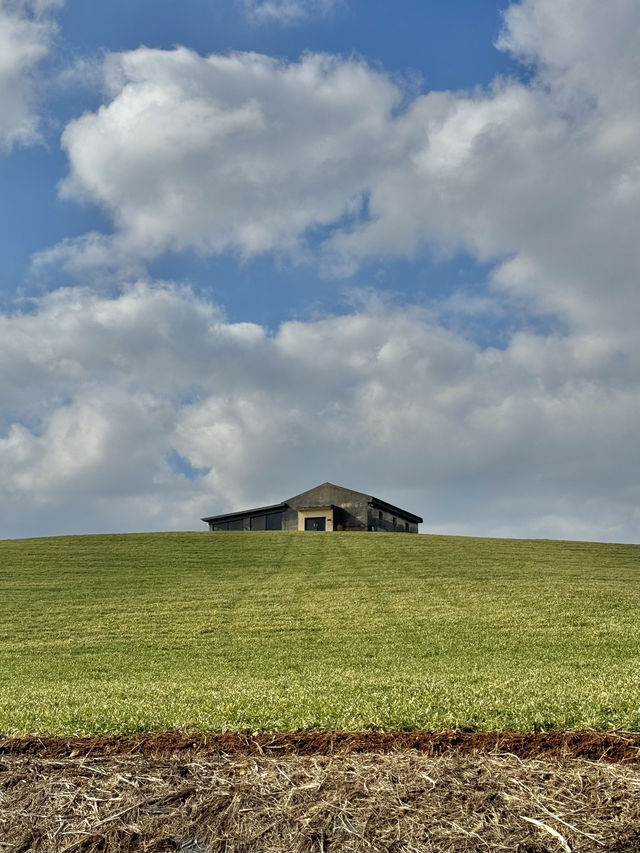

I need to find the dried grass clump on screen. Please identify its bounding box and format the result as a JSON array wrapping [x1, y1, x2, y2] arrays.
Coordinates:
[[1, 751, 638, 852]]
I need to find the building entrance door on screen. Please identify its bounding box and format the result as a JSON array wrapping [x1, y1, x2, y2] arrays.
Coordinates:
[[304, 517, 326, 531]]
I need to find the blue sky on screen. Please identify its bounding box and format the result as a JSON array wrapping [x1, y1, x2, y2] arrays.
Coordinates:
[[54, 0, 517, 87], [0, 0, 638, 541], [3, 0, 519, 327]]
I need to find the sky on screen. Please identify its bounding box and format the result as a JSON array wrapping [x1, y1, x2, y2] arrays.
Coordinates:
[[0, 0, 638, 542]]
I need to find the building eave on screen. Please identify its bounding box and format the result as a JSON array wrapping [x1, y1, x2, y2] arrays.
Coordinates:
[[201, 502, 287, 523]]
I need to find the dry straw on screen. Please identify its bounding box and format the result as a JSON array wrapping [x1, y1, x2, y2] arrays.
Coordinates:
[[1, 749, 638, 852]]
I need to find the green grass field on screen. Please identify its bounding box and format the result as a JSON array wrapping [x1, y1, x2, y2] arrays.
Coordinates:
[[0, 531, 637, 736]]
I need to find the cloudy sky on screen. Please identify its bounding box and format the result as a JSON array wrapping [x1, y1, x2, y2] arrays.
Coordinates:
[[0, 0, 638, 542]]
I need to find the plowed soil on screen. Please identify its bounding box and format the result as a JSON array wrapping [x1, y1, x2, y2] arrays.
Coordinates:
[[1, 728, 638, 762]]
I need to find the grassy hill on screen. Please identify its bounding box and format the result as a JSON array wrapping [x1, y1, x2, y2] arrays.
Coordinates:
[[0, 531, 637, 736]]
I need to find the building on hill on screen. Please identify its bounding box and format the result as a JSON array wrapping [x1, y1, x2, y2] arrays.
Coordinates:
[[202, 482, 422, 533]]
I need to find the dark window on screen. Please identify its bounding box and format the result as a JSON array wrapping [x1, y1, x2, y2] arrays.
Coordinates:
[[378, 511, 383, 520], [305, 517, 326, 531], [405, 522, 409, 531], [392, 516, 397, 527], [266, 512, 282, 530], [213, 522, 228, 531], [250, 515, 266, 530], [228, 518, 244, 530]]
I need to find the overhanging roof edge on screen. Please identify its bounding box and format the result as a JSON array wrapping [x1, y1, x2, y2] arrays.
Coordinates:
[[201, 502, 287, 523]]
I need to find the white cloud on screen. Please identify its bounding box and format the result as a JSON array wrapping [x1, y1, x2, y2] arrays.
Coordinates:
[[1, 282, 637, 541], [496, 0, 639, 111], [0, 0, 62, 148], [30, 231, 147, 284], [243, 0, 341, 25], [59, 48, 398, 262], [53, 0, 639, 343]]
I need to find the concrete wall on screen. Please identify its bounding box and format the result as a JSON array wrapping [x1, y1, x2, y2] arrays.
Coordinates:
[[368, 506, 418, 533], [296, 507, 334, 531], [282, 506, 299, 531], [286, 484, 368, 531]]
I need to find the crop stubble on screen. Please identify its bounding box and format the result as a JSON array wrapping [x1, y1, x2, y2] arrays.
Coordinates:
[[1, 730, 638, 852]]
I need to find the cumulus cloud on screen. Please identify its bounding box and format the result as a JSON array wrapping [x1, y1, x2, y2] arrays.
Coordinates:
[[327, 0, 640, 333], [243, 0, 341, 25], [0, 0, 63, 148], [54, 0, 639, 342], [58, 49, 397, 262], [1, 283, 637, 541]]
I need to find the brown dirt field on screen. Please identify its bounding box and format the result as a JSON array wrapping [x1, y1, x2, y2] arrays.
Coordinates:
[[1, 728, 639, 762], [0, 732, 638, 852]]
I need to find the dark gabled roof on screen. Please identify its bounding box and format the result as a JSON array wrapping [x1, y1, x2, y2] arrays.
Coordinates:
[[202, 483, 423, 526], [201, 502, 286, 523], [290, 482, 423, 524]]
